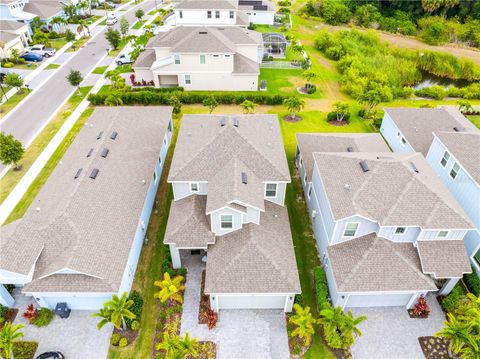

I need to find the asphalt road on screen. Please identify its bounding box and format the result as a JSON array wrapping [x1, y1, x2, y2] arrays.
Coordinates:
[[0, 0, 155, 154]]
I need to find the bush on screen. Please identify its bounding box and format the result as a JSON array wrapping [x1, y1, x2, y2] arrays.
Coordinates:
[[305, 0, 351, 25], [415, 85, 447, 100], [357, 108, 366, 118], [32, 308, 54, 327], [441, 284, 465, 313], [48, 31, 60, 39], [314, 266, 329, 311], [306, 84, 317, 94], [294, 294, 304, 306], [131, 320, 140, 331], [177, 267, 187, 277], [110, 333, 121, 346], [12, 341, 38, 359], [464, 269, 480, 296], [3, 62, 14, 68], [327, 111, 350, 122], [125, 291, 143, 329], [119, 337, 128, 348]]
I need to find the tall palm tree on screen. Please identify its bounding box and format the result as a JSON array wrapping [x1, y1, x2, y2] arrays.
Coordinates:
[[436, 313, 475, 355], [154, 272, 185, 304], [0, 322, 25, 359], [77, 19, 90, 37], [340, 310, 367, 346], [63, 3, 77, 21], [288, 304, 317, 346], [283, 97, 305, 120], [92, 292, 136, 331]]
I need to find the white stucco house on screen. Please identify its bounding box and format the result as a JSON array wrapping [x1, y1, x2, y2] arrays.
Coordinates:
[[296, 133, 474, 309], [0, 20, 31, 58], [132, 26, 263, 91], [0, 107, 174, 310], [381, 107, 480, 274], [164, 114, 301, 312]]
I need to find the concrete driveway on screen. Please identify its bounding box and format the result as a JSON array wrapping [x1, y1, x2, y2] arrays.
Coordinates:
[[350, 295, 446, 359], [12, 291, 112, 359], [180, 254, 290, 359]]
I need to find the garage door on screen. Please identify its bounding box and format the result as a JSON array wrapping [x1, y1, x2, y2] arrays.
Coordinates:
[[346, 293, 413, 308], [218, 295, 286, 310], [40, 295, 111, 310]]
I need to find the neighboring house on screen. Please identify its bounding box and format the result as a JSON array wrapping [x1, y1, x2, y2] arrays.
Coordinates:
[[133, 26, 263, 91], [0, 107, 174, 310], [172, 0, 275, 26], [0, 20, 31, 58], [164, 114, 301, 312], [296, 134, 474, 309], [0, 0, 37, 32], [426, 131, 480, 274]]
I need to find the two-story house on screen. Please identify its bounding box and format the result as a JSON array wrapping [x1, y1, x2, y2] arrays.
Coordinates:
[[0, 107, 174, 310], [164, 114, 301, 312], [0, 20, 31, 58], [296, 134, 474, 309], [133, 26, 263, 91]]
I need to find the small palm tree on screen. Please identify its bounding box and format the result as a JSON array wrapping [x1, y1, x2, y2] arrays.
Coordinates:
[[92, 292, 136, 331], [104, 94, 123, 106], [178, 332, 199, 358], [0, 322, 24, 359], [156, 332, 199, 359], [63, 3, 77, 20], [457, 100, 473, 114], [288, 304, 317, 346], [436, 313, 475, 354], [283, 97, 305, 120], [340, 310, 367, 346], [240, 100, 256, 114], [154, 272, 185, 304], [302, 70, 317, 89], [77, 19, 90, 37]]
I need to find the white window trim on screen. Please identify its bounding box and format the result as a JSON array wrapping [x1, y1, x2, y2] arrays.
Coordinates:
[[401, 137, 407, 146], [190, 182, 199, 193], [437, 230, 449, 238], [440, 151, 450, 168], [174, 54, 181, 64], [184, 74, 192, 85], [265, 183, 277, 198], [449, 162, 460, 180], [343, 222, 360, 237], [394, 227, 407, 235], [220, 214, 234, 230], [200, 54, 206, 64]]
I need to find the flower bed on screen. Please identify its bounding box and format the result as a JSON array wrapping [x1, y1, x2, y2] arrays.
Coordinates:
[[198, 270, 209, 324], [12, 341, 38, 359], [418, 336, 452, 359], [0, 304, 18, 328]]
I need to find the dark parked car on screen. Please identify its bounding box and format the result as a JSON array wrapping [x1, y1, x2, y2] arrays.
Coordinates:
[[20, 52, 44, 62], [35, 352, 64, 359]]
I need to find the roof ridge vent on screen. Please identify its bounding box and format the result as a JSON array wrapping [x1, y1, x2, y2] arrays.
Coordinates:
[[359, 160, 370, 172], [347, 146, 354, 152], [90, 168, 99, 179], [100, 148, 109, 158], [409, 161, 419, 173], [97, 131, 103, 140], [110, 131, 118, 140], [241, 172, 247, 184], [74, 168, 83, 179]]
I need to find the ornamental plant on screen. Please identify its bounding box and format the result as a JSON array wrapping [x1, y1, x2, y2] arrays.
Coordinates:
[[22, 304, 37, 323], [154, 272, 185, 304], [413, 295, 430, 317], [207, 309, 217, 330]]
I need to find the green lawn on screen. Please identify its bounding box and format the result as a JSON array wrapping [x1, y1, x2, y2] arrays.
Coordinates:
[[109, 39, 128, 57], [8, 62, 39, 70], [467, 115, 480, 129], [132, 20, 146, 29], [0, 89, 31, 120], [85, 15, 102, 25], [45, 63, 61, 70], [260, 68, 322, 99], [0, 87, 92, 208], [49, 38, 69, 51], [67, 36, 91, 52], [99, 19, 107, 26], [253, 24, 283, 33], [92, 66, 109, 74], [116, 64, 133, 73]]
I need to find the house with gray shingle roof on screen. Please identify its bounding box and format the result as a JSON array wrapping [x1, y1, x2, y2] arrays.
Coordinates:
[[132, 26, 263, 91], [0, 107, 173, 310], [296, 133, 474, 309], [164, 114, 300, 312]]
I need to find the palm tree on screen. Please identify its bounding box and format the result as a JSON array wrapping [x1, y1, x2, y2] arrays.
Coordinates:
[[302, 70, 317, 89], [0, 322, 25, 359], [457, 100, 473, 114], [178, 332, 199, 358], [50, 17, 66, 34], [92, 292, 136, 331], [436, 313, 475, 355], [154, 272, 185, 304], [240, 100, 256, 114], [63, 3, 77, 21], [78, 0, 90, 16], [283, 97, 305, 120], [77, 19, 90, 37], [288, 304, 317, 346], [156, 332, 199, 359], [104, 93, 124, 106], [340, 310, 367, 346]]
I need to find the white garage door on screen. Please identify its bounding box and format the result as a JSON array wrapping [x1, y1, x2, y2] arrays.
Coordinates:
[[218, 294, 286, 310], [346, 293, 413, 308], [40, 295, 111, 310]]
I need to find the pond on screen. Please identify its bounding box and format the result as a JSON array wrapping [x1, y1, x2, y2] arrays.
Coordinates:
[[413, 71, 471, 90]]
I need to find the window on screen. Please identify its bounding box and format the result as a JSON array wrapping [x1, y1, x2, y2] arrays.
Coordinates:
[[265, 183, 277, 197], [213, 54, 219, 57], [343, 223, 359, 237], [158, 155, 162, 165], [437, 231, 449, 238], [200, 55, 206, 64], [225, 54, 231, 57], [184, 74, 191, 85], [395, 227, 406, 235], [207, 10, 212, 18], [153, 171, 157, 184], [179, 10, 183, 18], [401, 137, 406, 145], [220, 214, 233, 229], [450, 162, 460, 179], [308, 184, 312, 199], [190, 183, 199, 192], [440, 151, 450, 167], [215, 10, 220, 18], [229, 10, 234, 18], [397, 131, 400, 137], [174, 54, 180, 64]]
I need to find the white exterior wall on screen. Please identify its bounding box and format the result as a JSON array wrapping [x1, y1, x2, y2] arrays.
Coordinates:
[[243, 205, 260, 224], [210, 207, 243, 235], [31, 293, 113, 310], [380, 112, 416, 153], [174, 9, 237, 26], [172, 182, 208, 200], [464, 230, 480, 273], [176, 72, 258, 91], [236, 44, 262, 63], [418, 229, 468, 241], [159, 53, 234, 72], [133, 68, 154, 82], [209, 293, 296, 312], [264, 182, 287, 206], [332, 216, 379, 245], [378, 226, 421, 243], [242, 10, 274, 25]]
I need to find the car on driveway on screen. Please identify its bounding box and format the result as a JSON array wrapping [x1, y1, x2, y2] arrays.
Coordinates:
[[20, 52, 44, 62], [116, 53, 132, 65], [35, 352, 65, 359], [29, 44, 56, 58], [106, 14, 118, 25]]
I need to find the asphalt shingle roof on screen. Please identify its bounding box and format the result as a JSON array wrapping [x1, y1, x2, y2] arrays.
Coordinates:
[[133, 49, 156, 68], [23, 0, 63, 19], [417, 240, 472, 278], [175, 0, 237, 10]]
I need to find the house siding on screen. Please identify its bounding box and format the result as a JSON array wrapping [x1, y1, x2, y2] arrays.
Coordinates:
[[380, 112, 416, 153], [418, 229, 468, 241], [378, 226, 420, 243], [311, 165, 335, 242], [332, 216, 379, 246], [174, 9, 238, 26], [172, 182, 208, 200], [264, 182, 287, 206], [211, 207, 243, 235]]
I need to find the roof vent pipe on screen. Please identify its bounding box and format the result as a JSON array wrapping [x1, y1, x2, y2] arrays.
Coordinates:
[[347, 146, 354, 152], [359, 160, 370, 172], [344, 184, 350, 190], [241, 172, 247, 184]]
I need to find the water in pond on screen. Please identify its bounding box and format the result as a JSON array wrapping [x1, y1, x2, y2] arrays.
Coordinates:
[[413, 71, 471, 90]]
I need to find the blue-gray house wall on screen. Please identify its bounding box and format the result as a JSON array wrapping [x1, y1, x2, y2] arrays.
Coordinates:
[[380, 111, 416, 153]]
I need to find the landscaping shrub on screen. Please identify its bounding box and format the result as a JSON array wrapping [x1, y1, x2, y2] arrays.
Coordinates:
[[294, 294, 304, 306], [464, 269, 480, 296], [357, 108, 366, 118], [314, 266, 329, 311], [12, 341, 38, 359], [119, 337, 128, 348], [327, 111, 350, 122], [2, 62, 14, 68], [125, 291, 143, 329], [32, 308, 54, 327], [4, 284, 14, 294], [177, 267, 187, 277], [130, 86, 183, 93], [414, 85, 446, 100], [446, 83, 480, 100], [306, 84, 317, 94], [22, 304, 37, 323], [48, 31, 60, 39], [131, 320, 140, 331], [110, 333, 121, 346], [441, 284, 465, 313]]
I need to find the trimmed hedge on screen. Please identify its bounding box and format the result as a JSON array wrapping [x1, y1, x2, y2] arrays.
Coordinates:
[[88, 91, 288, 106], [314, 266, 329, 311], [464, 269, 480, 296], [130, 86, 184, 93], [125, 290, 143, 329], [441, 284, 465, 313]]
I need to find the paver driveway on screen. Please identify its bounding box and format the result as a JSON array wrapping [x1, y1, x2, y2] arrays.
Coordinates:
[[180, 253, 290, 359], [350, 295, 446, 359]]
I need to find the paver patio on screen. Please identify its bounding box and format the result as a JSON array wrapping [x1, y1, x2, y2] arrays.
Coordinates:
[[180, 253, 290, 359], [12, 290, 112, 359], [350, 295, 446, 359]]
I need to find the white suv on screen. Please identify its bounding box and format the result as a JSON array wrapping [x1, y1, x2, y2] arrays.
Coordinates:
[[29, 44, 56, 57], [106, 14, 118, 26]]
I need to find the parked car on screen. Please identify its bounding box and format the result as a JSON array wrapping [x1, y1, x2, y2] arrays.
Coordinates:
[[20, 52, 44, 62], [28, 44, 56, 58], [106, 14, 118, 25], [116, 53, 132, 65], [35, 352, 65, 359], [106, 1, 117, 8]]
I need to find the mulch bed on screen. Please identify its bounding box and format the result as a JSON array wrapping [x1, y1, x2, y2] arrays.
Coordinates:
[[112, 326, 139, 345], [0, 308, 18, 329], [13, 341, 38, 359], [327, 119, 349, 126], [199, 270, 210, 324], [190, 341, 217, 359], [283, 115, 302, 122], [408, 309, 429, 319], [418, 336, 452, 359]]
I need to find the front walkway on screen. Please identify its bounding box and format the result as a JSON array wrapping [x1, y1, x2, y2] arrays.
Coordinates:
[[12, 290, 112, 359], [180, 253, 290, 359], [350, 295, 446, 359]]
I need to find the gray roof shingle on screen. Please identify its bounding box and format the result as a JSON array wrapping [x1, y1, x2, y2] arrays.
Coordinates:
[[133, 49, 156, 68], [23, 0, 63, 19], [175, 0, 237, 10], [233, 53, 259, 74], [417, 240, 472, 278]]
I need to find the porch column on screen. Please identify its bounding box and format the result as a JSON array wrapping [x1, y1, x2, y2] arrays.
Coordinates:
[[169, 244, 181, 269], [439, 278, 460, 296], [406, 293, 420, 309], [0, 285, 15, 308]]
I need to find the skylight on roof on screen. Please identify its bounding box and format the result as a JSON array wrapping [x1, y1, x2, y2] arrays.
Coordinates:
[[359, 160, 370, 173], [241, 172, 247, 184]]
